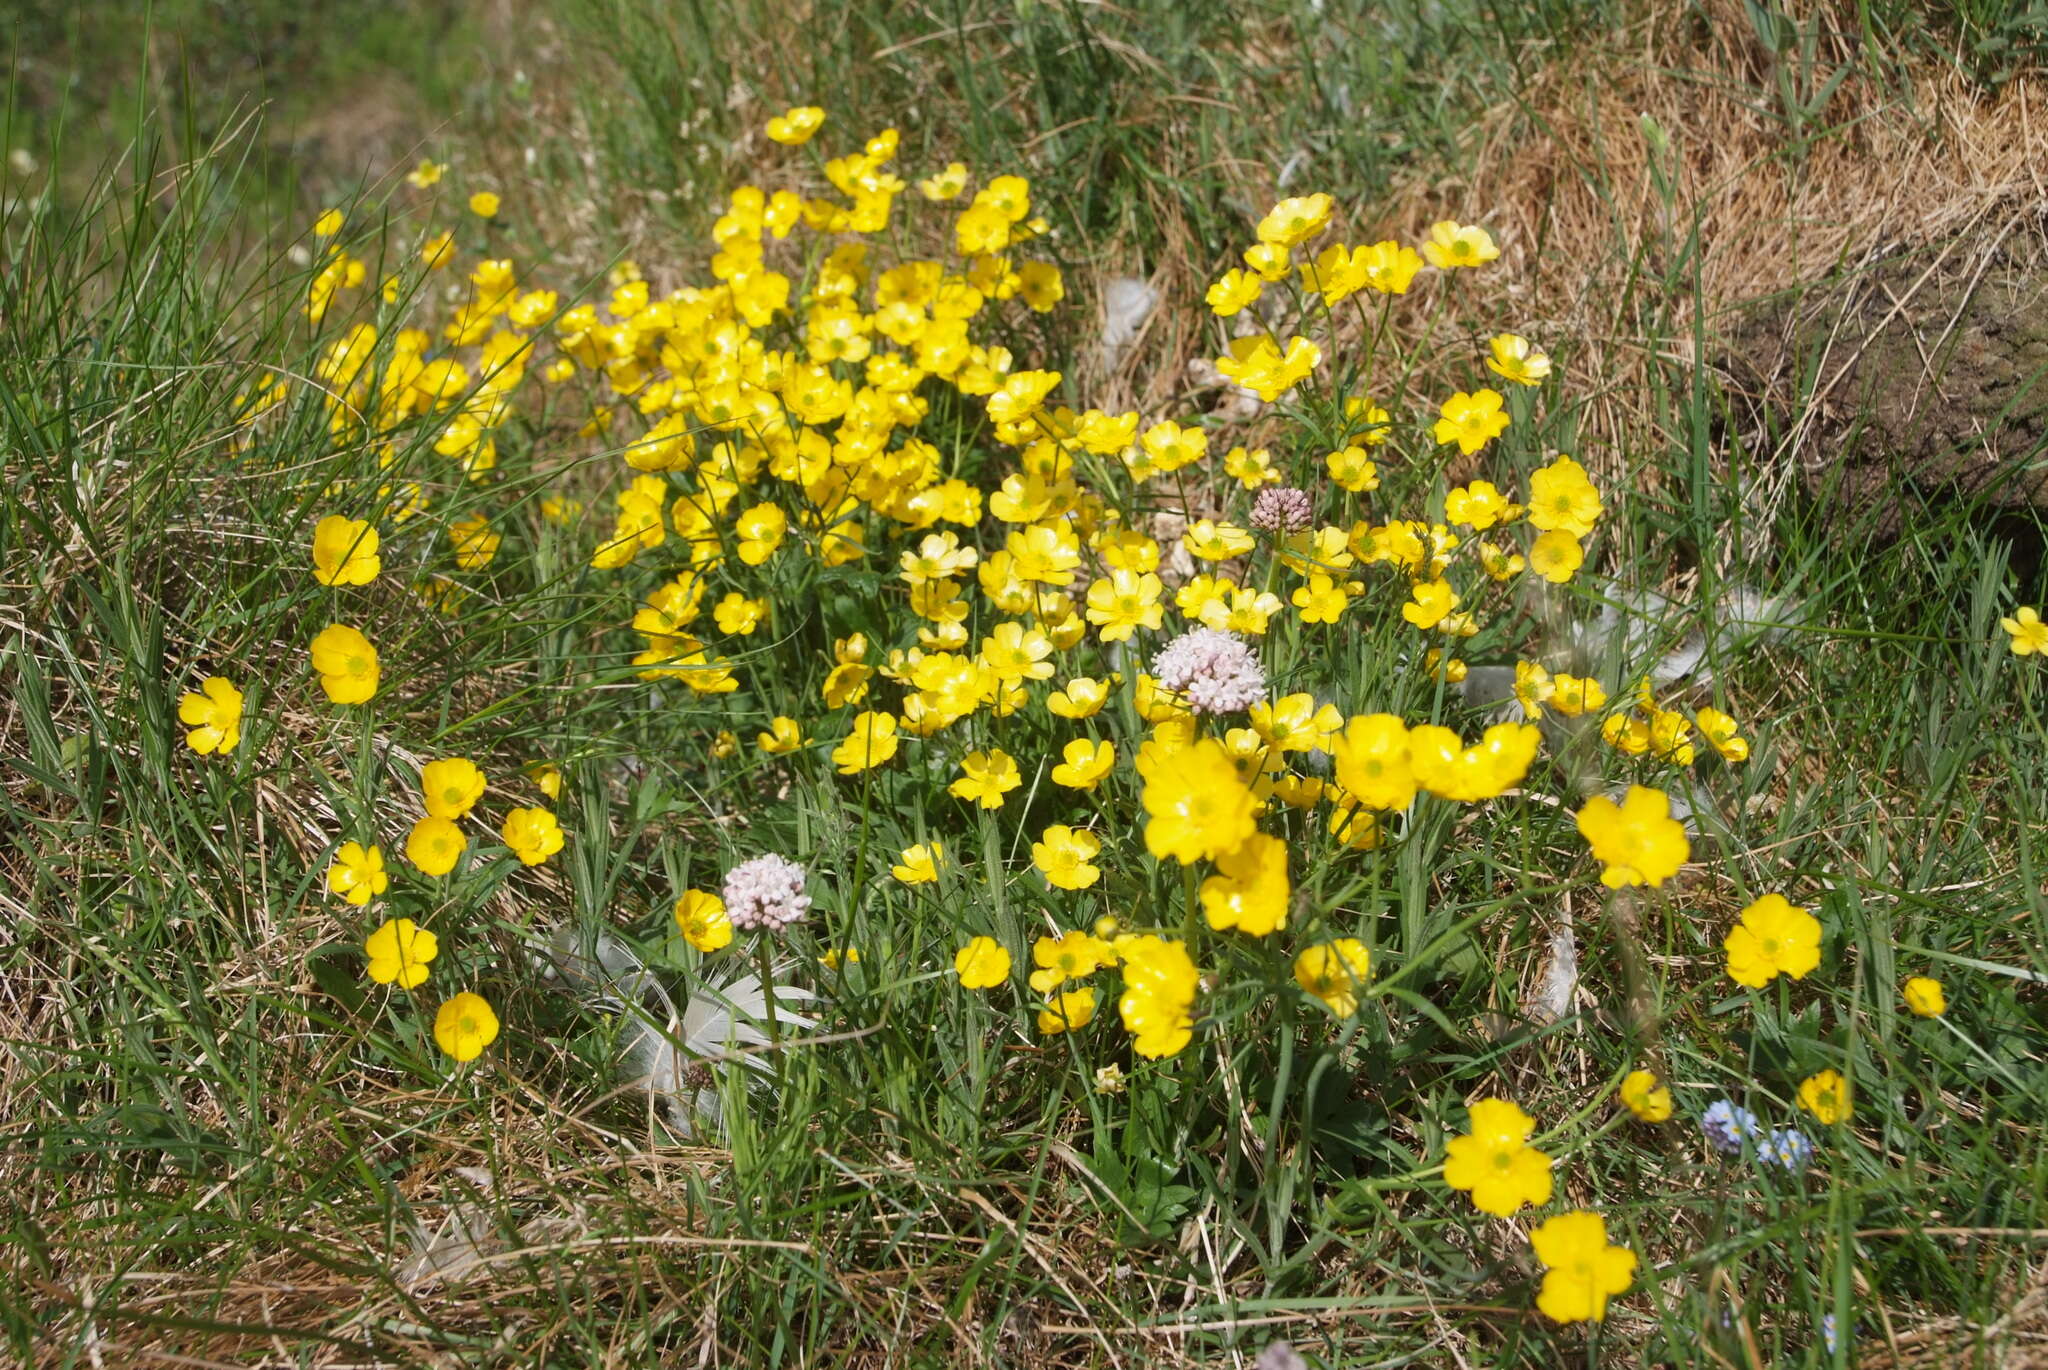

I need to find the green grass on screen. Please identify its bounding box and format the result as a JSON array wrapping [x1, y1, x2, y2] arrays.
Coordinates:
[[538, 0, 1620, 282], [5, 3, 2048, 1366], [5, 0, 480, 221]]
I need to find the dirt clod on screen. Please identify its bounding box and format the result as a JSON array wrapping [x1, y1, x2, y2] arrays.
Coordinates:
[[1727, 231, 2048, 535]]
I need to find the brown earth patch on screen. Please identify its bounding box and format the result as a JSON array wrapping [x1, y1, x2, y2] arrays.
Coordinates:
[[1725, 234, 2048, 534]]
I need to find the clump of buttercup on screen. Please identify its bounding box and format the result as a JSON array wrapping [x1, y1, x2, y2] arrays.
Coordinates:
[[1152, 628, 1267, 715], [722, 854, 811, 933]]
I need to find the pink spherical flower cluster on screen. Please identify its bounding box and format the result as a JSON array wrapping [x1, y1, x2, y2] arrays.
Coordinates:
[[722, 853, 811, 932], [1151, 628, 1267, 715], [1248, 484, 1314, 534]]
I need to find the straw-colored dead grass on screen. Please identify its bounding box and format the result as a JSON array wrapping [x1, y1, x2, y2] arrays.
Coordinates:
[[1379, 1, 2048, 524]]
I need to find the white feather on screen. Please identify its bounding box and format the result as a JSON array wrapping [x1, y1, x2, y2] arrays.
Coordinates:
[[1567, 581, 1805, 689], [1526, 923, 1579, 1025], [397, 1166, 498, 1290], [1096, 276, 1160, 374], [538, 924, 814, 1137]]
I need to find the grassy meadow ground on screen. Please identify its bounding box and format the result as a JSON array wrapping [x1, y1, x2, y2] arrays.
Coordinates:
[[5, 1, 2048, 1365]]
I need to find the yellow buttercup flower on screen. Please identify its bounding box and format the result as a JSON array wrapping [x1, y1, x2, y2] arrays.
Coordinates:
[[949, 748, 1022, 808], [1084, 569, 1164, 642], [406, 815, 468, 878], [1138, 738, 1257, 864], [177, 676, 243, 755], [1050, 737, 1114, 790], [1513, 661, 1554, 720], [1527, 455, 1603, 537], [918, 161, 968, 200], [1695, 706, 1749, 762], [309, 623, 379, 704], [979, 621, 1055, 683], [766, 106, 826, 145], [1139, 419, 1207, 474], [1036, 987, 1097, 1036], [1325, 444, 1380, 492], [757, 716, 805, 755], [1292, 574, 1351, 625], [1443, 1098, 1552, 1217], [1477, 541, 1525, 581], [1294, 940, 1371, 1016], [1115, 934, 1199, 1058], [421, 229, 456, 269], [1401, 578, 1457, 630], [1198, 832, 1290, 936], [1550, 674, 1605, 715], [327, 841, 389, 906], [1330, 713, 1418, 812], [1530, 1211, 1637, 1324], [714, 593, 768, 636], [1903, 975, 1947, 1017], [468, 191, 500, 219], [735, 504, 787, 564], [1529, 530, 1584, 584], [833, 711, 900, 774], [1445, 479, 1513, 531], [500, 807, 564, 866], [420, 758, 486, 820], [311, 515, 380, 586], [1421, 219, 1499, 269], [1242, 240, 1291, 282], [1408, 721, 1540, 802], [2002, 605, 2048, 655], [1724, 893, 1822, 988], [1255, 193, 1333, 248], [1575, 785, 1689, 888], [891, 841, 944, 885], [1353, 241, 1423, 294], [953, 936, 1011, 990], [1214, 334, 1320, 403], [1619, 1069, 1672, 1123], [1798, 1068, 1851, 1124], [1431, 389, 1509, 456], [364, 917, 437, 989], [674, 890, 733, 952], [1032, 825, 1103, 891], [1029, 930, 1116, 994], [1205, 268, 1263, 317], [1182, 520, 1254, 562], [434, 992, 500, 1062], [1485, 333, 1552, 386]]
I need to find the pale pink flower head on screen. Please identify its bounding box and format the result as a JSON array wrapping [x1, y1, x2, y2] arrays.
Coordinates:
[[722, 853, 811, 933], [1151, 627, 1267, 715], [1249, 485, 1313, 534]]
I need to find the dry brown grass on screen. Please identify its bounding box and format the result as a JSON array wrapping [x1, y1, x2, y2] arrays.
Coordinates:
[[1376, 2, 2048, 502]]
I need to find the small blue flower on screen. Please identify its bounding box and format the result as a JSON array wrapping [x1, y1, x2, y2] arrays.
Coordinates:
[[1821, 1311, 1839, 1354], [1760, 1127, 1813, 1172], [1701, 1099, 1761, 1154]]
